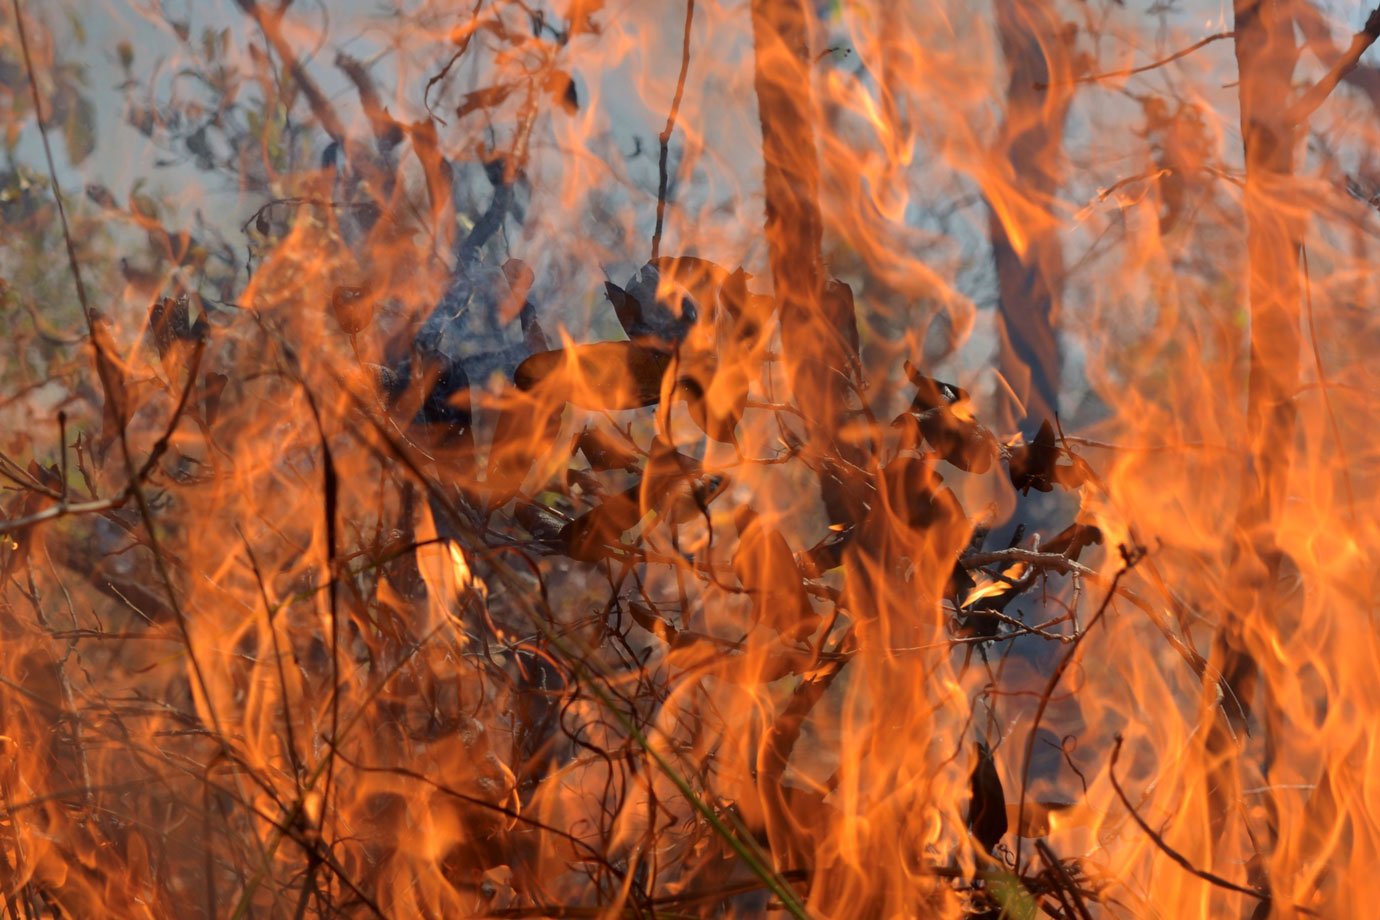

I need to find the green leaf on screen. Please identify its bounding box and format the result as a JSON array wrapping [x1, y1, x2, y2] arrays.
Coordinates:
[[988, 870, 1038, 920]]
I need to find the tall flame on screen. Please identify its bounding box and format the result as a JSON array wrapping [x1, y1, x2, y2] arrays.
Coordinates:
[[1, 0, 1379, 917]]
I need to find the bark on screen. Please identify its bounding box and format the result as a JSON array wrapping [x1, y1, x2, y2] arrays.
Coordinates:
[[746, 0, 865, 891], [748, 0, 866, 519], [1200, 0, 1304, 871], [1219, 0, 1302, 738]]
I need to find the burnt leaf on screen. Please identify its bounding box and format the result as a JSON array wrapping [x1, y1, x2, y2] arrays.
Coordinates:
[[520, 303, 549, 354], [900, 361, 996, 473], [904, 361, 969, 409], [1043, 522, 1102, 560], [560, 483, 644, 562], [659, 472, 729, 528], [515, 342, 672, 410], [1007, 419, 1090, 494], [968, 740, 1008, 855], [85, 183, 118, 210], [59, 87, 96, 166], [369, 362, 407, 402], [603, 280, 641, 340], [513, 500, 568, 541], [149, 293, 209, 354], [500, 258, 535, 308], [817, 455, 875, 528], [201, 372, 228, 428], [605, 262, 698, 350], [417, 354, 472, 450], [797, 526, 853, 578]]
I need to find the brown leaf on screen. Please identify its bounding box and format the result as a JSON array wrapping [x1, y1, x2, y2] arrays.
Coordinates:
[[576, 425, 640, 471], [732, 508, 819, 641], [485, 388, 563, 504], [879, 456, 966, 535], [330, 285, 373, 335], [560, 484, 644, 562], [456, 82, 518, 120], [515, 343, 672, 410], [676, 349, 747, 445]]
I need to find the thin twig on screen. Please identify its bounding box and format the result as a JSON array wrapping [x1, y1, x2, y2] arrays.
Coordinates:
[[651, 0, 695, 260], [1015, 544, 1142, 876], [1037, 31, 1235, 88], [963, 547, 1094, 577], [1108, 736, 1319, 915]]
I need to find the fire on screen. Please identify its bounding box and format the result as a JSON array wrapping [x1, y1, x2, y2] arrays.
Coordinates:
[[447, 540, 487, 600], [2, 0, 1380, 917]]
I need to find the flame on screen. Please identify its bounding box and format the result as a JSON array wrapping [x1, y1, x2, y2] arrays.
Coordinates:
[[4, 0, 1380, 917]]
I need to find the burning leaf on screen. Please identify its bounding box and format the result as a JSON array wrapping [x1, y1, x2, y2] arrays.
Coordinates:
[[544, 69, 579, 114], [147, 293, 208, 387], [650, 256, 731, 312], [513, 499, 568, 542], [959, 567, 1025, 609], [821, 277, 862, 369], [514, 342, 672, 410], [878, 455, 966, 536], [719, 266, 775, 343], [1007, 419, 1091, 494]]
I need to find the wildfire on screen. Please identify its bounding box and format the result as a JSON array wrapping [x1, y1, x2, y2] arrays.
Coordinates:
[[1, 0, 1379, 917]]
